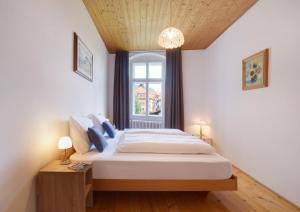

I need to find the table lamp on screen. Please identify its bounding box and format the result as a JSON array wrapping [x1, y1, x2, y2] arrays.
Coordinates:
[[195, 121, 207, 139], [58, 136, 72, 165]]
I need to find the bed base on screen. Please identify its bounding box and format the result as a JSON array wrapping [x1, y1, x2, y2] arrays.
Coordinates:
[[93, 175, 237, 191]]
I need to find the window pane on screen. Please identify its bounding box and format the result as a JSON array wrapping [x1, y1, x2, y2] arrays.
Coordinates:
[[133, 63, 146, 79], [149, 62, 162, 78], [133, 83, 146, 116], [148, 83, 162, 116]]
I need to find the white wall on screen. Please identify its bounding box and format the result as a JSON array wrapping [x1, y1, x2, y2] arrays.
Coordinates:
[[182, 50, 208, 135], [203, 0, 300, 207], [107, 54, 116, 121], [0, 0, 107, 211]]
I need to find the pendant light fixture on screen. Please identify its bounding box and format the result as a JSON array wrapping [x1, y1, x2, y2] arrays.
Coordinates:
[[158, 0, 184, 49]]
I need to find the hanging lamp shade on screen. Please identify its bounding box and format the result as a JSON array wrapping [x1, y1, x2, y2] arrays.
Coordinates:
[[158, 27, 184, 49]]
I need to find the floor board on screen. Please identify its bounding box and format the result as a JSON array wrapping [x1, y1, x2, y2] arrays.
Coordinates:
[[87, 167, 299, 212]]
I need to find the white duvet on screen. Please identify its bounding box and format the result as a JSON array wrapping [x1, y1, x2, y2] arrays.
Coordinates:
[[124, 128, 190, 135], [117, 129, 214, 154]]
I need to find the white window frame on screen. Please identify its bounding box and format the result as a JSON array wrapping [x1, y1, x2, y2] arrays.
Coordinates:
[[129, 52, 166, 122]]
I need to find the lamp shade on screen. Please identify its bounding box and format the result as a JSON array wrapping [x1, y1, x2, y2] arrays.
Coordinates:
[[58, 136, 72, 150]]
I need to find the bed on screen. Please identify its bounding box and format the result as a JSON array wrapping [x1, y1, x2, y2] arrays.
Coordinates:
[[70, 130, 237, 191]]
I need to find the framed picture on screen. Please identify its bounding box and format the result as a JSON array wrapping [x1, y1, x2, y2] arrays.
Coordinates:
[[73, 32, 93, 82], [242, 49, 269, 90]]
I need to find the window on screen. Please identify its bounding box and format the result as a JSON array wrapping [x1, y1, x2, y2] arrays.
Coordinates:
[[130, 53, 165, 125]]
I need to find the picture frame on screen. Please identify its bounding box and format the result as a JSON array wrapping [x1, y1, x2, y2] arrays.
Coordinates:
[[73, 32, 93, 82], [242, 49, 269, 90]]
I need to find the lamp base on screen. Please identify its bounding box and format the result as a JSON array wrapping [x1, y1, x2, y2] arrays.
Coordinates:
[[60, 159, 71, 165], [200, 127, 203, 139]]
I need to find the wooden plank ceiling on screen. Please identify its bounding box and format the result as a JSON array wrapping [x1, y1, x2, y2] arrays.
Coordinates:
[[83, 0, 257, 53]]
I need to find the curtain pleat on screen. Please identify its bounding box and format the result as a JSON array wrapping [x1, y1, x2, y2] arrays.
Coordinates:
[[165, 48, 184, 130], [113, 51, 129, 130]]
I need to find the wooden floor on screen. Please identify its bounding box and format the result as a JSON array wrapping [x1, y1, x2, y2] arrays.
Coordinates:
[[87, 167, 299, 212]]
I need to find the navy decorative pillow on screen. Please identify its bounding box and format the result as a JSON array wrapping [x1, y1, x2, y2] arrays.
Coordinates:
[[102, 121, 116, 138], [87, 127, 108, 152]]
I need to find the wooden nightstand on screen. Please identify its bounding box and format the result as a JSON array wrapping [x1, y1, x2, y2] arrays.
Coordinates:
[[37, 160, 93, 212], [197, 135, 214, 147], [203, 137, 213, 146]]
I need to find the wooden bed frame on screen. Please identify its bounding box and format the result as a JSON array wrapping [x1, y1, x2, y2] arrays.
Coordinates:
[[93, 175, 237, 191], [66, 148, 237, 192]]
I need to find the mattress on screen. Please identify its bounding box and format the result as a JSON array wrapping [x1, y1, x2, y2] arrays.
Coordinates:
[[70, 131, 232, 180]]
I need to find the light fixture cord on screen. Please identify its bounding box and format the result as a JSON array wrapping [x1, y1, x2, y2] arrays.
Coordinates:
[[169, 0, 171, 26]]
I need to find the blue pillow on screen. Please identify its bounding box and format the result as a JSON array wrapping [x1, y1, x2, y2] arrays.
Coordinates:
[[87, 127, 108, 152], [102, 121, 116, 138]]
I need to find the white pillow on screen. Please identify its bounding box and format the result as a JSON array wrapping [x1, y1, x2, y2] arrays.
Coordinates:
[[87, 113, 107, 133], [69, 116, 94, 154]]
